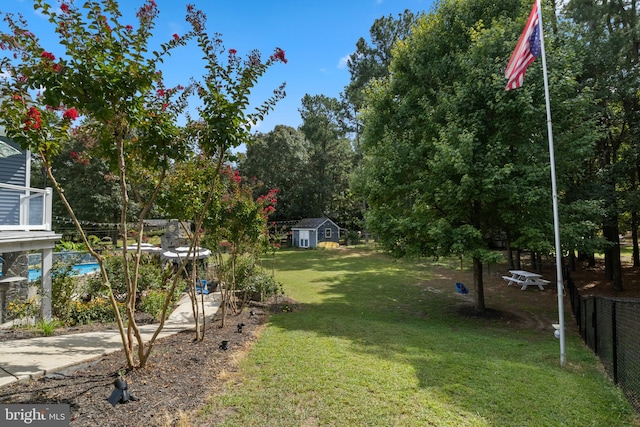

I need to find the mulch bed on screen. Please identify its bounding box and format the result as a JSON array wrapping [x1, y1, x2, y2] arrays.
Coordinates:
[[0, 300, 285, 427]]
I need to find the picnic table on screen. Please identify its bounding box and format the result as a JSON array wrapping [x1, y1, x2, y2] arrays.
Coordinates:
[[502, 270, 551, 291]]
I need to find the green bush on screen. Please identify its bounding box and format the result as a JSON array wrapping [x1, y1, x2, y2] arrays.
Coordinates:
[[58, 297, 124, 326], [139, 287, 182, 321], [346, 230, 361, 245], [6, 296, 39, 324], [224, 254, 283, 301], [51, 260, 80, 319], [85, 254, 165, 299], [243, 271, 283, 301]]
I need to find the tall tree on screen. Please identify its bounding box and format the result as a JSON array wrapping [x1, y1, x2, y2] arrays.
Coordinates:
[[29, 134, 131, 242], [298, 94, 354, 224], [239, 125, 310, 220], [357, 0, 599, 311], [344, 9, 422, 158], [564, 0, 640, 289]]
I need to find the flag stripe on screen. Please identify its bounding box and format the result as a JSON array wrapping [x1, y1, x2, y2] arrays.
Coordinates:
[[505, 3, 539, 91]]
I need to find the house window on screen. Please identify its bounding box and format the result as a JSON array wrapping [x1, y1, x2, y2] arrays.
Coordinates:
[[325, 228, 332, 239]]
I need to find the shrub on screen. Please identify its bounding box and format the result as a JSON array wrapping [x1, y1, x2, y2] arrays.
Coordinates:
[[59, 297, 124, 326], [346, 230, 360, 245], [242, 270, 283, 301], [225, 254, 284, 301], [51, 260, 80, 319], [6, 296, 39, 325], [85, 254, 165, 299], [139, 289, 175, 321]]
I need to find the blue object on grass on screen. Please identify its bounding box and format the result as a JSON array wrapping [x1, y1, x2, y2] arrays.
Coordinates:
[[455, 282, 468, 294]]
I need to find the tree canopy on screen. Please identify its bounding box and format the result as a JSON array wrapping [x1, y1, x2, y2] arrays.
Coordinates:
[[355, 0, 607, 310]]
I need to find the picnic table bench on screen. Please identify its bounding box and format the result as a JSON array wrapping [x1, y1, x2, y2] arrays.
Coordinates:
[[502, 270, 550, 291]]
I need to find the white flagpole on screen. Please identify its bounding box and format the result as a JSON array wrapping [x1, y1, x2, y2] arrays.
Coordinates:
[[536, 0, 566, 366]]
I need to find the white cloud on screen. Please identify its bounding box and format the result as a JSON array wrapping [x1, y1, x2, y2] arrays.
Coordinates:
[[337, 55, 350, 69]]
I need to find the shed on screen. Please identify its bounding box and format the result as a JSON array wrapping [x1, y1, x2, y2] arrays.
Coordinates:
[[291, 217, 341, 248]]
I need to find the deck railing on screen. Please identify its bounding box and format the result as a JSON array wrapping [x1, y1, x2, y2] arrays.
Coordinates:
[[0, 183, 53, 231]]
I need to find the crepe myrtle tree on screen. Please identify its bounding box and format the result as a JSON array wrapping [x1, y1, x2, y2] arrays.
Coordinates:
[[216, 169, 278, 325], [157, 154, 221, 341], [159, 161, 280, 331], [183, 5, 287, 161], [0, 0, 191, 369], [158, 6, 286, 329]]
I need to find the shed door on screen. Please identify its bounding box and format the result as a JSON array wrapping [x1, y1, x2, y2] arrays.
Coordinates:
[[299, 230, 309, 248]]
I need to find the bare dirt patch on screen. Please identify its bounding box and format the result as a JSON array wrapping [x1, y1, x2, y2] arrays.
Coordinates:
[[415, 257, 640, 333]]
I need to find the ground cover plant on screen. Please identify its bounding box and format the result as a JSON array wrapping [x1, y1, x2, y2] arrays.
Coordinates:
[[197, 247, 639, 426]]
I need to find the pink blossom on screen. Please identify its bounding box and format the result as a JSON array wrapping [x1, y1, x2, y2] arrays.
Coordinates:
[[60, 3, 70, 13], [41, 51, 55, 61], [63, 108, 79, 121], [24, 107, 42, 131], [270, 48, 287, 64], [173, 33, 179, 40]]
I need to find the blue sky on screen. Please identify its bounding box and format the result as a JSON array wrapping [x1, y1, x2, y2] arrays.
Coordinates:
[[5, 0, 434, 133]]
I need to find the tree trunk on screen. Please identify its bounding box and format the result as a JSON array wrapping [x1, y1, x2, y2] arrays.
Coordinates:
[[632, 210, 639, 267], [530, 251, 536, 271], [603, 223, 623, 291], [472, 257, 485, 312], [506, 240, 514, 269], [635, 159, 640, 267], [568, 249, 576, 272]]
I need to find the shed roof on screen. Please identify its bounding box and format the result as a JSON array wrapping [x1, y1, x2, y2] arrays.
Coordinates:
[[292, 217, 336, 230]]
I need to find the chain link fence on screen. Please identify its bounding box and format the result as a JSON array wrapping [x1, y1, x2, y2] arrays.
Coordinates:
[[567, 275, 640, 411]]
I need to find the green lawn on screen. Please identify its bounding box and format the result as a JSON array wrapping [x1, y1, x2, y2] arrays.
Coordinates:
[[200, 247, 638, 426]]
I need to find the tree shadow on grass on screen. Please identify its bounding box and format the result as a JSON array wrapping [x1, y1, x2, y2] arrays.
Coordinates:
[[264, 249, 633, 426]]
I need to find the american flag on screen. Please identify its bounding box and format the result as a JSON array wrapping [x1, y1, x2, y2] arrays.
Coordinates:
[[505, 3, 541, 91]]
